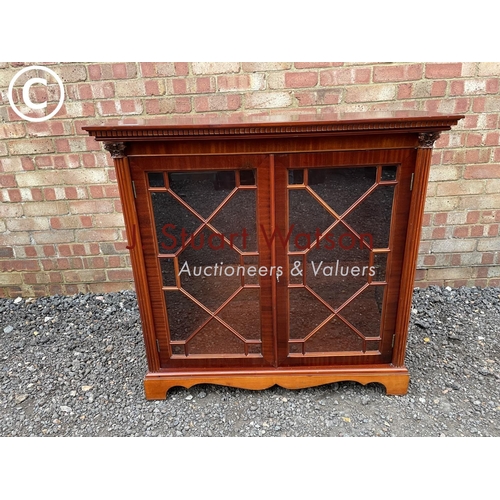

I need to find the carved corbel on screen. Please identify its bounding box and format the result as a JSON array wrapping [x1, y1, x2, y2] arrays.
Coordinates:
[[418, 132, 441, 148], [103, 142, 127, 158]]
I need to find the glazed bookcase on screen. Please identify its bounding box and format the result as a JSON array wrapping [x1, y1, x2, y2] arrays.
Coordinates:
[[85, 112, 462, 399]]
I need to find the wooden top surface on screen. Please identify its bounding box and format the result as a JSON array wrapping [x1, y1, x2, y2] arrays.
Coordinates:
[[83, 111, 464, 141]]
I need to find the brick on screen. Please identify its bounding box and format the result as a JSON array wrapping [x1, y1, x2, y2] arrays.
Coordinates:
[[484, 132, 500, 146], [57, 64, 87, 82], [145, 97, 192, 115], [320, 68, 371, 86], [26, 120, 73, 137], [453, 226, 469, 238], [0, 173, 16, 187], [284, 72, 318, 88], [0, 158, 23, 172], [427, 267, 473, 280], [345, 84, 396, 103], [425, 63, 462, 78], [477, 237, 500, 251], [436, 180, 484, 197], [0, 259, 40, 272], [193, 94, 241, 112], [373, 64, 422, 82], [93, 213, 125, 227], [8, 139, 54, 155], [0, 203, 23, 217], [485, 179, 500, 193], [295, 63, 343, 69], [32, 230, 74, 244], [114, 80, 146, 97], [23, 201, 68, 217], [0, 273, 23, 285], [192, 63, 240, 75], [75, 229, 119, 242], [106, 269, 134, 281], [217, 74, 265, 92], [431, 227, 448, 239], [16, 168, 107, 187], [0, 123, 26, 139], [81, 152, 110, 168], [465, 133, 482, 147], [61, 102, 95, 118], [55, 137, 100, 152], [0, 247, 14, 258], [460, 194, 500, 210], [295, 90, 342, 107], [139, 62, 186, 77], [431, 238, 476, 253], [170, 77, 216, 95], [464, 164, 500, 179], [246, 92, 293, 109], [144, 80, 165, 96], [63, 269, 106, 283], [471, 225, 485, 237], [242, 63, 292, 72], [50, 215, 92, 229], [76, 81, 115, 99], [478, 62, 500, 76], [424, 196, 459, 212], [477, 97, 500, 113], [6, 217, 49, 231], [68, 200, 114, 215]]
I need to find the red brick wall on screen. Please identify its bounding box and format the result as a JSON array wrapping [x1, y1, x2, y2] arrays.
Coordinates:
[[1, 62, 499, 297]]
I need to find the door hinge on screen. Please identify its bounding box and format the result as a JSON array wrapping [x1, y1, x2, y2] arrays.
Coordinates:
[[410, 173, 414, 191], [392, 334, 396, 348], [156, 339, 160, 352], [132, 181, 137, 198]]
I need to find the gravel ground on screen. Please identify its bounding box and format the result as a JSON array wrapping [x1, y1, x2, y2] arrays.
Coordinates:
[[1, 286, 499, 437]]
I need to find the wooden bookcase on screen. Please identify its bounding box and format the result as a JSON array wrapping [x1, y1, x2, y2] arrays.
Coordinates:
[[85, 112, 463, 399]]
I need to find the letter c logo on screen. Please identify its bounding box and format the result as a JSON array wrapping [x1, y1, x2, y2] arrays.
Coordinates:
[[8, 65, 65, 122]]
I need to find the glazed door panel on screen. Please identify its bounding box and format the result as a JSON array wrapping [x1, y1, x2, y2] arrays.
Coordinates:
[[131, 148, 415, 370], [130, 154, 275, 369], [274, 150, 416, 366]]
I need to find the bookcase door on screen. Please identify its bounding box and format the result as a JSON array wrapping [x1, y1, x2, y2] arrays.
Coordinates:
[[273, 149, 416, 367], [131, 154, 276, 369]]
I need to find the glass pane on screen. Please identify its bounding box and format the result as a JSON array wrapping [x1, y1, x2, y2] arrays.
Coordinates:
[[309, 167, 376, 215], [171, 345, 185, 355], [188, 320, 245, 355], [240, 170, 256, 186], [151, 191, 202, 254], [289, 256, 304, 285], [304, 224, 372, 310], [288, 169, 304, 185], [289, 343, 303, 354], [243, 255, 260, 285], [381, 165, 398, 181], [218, 288, 261, 341], [373, 253, 388, 281], [305, 317, 363, 353], [248, 344, 261, 354], [344, 184, 395, 249], [164, 290, 210, 342], [160, 258, 176, 287], [288, 189, 335, 252], [210, 189, 257, 252], [338, 285, 385, 339], [177, 229, 242, 312], [169, 171, 235, 219], [365, 340, 380, 352], [148, 172, 164, 187], [289, 287, 331, 339]]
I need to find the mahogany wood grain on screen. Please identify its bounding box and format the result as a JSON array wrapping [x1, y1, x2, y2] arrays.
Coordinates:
[[85, 112, 463, 399]]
